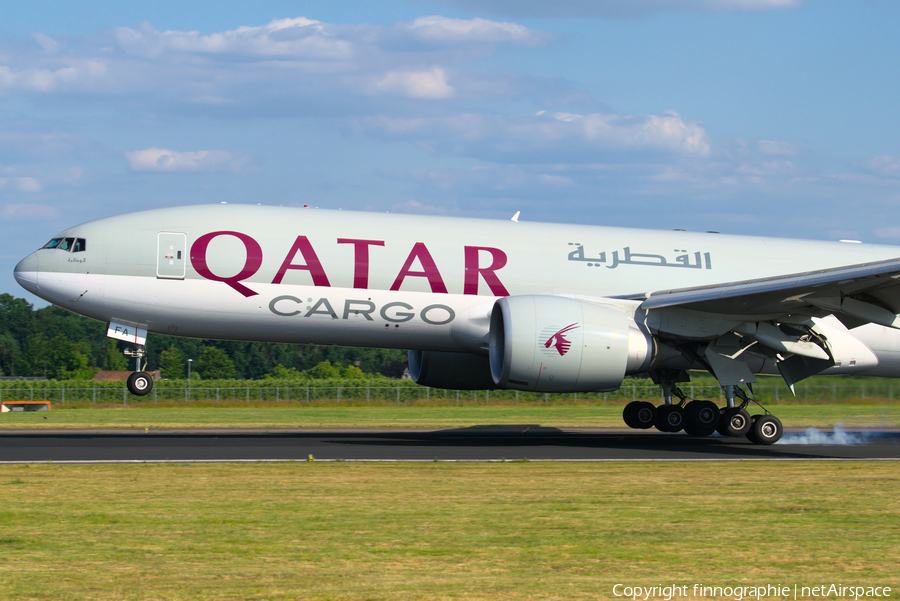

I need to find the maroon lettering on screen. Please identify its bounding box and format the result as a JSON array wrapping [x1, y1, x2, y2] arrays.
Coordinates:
[[272, 236, 331, 287], [337, 238, 385, 289], [390, 242, 448, 294], [463, 246, 509, 296], [191, 231, 263, 298]]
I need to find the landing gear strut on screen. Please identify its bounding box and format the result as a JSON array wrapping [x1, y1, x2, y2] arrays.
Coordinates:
[[124, 346, 153, 396], [715, 385, 751, 437], [723, 385, 782, 443], [654, 382, 685, 432]]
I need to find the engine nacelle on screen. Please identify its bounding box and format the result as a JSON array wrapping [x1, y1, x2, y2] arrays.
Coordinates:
[[408, 350, 497, 390], [489, 295, 654, 392]]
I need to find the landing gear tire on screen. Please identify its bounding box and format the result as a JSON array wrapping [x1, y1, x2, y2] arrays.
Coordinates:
[[745, 415, 761, 444], [719, 407, 752, 437], [655, 405, 684, 433], [623, 401, 656, 429], [748, 414, 783, 445], [683, 400, 719, 437], [127, 372, 153, 396], [715, 411, 729, 436], [623, 402, 639, 428]]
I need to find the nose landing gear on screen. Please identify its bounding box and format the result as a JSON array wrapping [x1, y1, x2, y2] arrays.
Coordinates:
[[124, 347, 153, 396]]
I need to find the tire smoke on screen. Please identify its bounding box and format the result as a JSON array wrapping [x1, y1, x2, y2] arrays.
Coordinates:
[[776, 423, 870, 445]]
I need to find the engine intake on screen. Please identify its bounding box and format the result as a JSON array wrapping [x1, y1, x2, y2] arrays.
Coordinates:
[[489, 295, 653, 392]]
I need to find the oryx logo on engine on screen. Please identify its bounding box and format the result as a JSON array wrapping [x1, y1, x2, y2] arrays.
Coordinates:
[[543, 323, 579, 356]]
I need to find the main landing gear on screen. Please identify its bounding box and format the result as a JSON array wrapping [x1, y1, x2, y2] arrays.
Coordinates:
[[622, 383, 783, 445], [124, 346, 153, 396]]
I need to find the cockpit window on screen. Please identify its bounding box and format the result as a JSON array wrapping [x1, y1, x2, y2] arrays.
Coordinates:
[[42, 236, 87, 252]]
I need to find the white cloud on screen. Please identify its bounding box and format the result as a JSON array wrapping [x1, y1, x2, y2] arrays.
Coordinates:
[[355, 110, 710, 159], [15, 177, 43, 192], [390, 199, 459, 215], [113, 18, 352, 60], [863, 155, 900, 176], [758, 140, 800, 155], [110, 16, 546, 63], [704, 0, 800, 9], [539, 174, 574, 185], [379, 154, 880, 224], [65, 167, 83, 183], [559, 111, 710, 156], [370, 67, 455, 99], [403, 16, 548, 46], [0, 16, 549, 108], [2, 203, 59, 221], [125, 148, 249, 172], [648, 155, 807, 192], [0, 61, 107, 93], [32, 32, 62, 54], [736, 160, 795, 176], [0, 177, 43, 192], [430, 0, 800, 18]]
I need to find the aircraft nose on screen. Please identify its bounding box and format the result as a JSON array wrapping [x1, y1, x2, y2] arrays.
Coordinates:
[[14, 252, 39, 293]]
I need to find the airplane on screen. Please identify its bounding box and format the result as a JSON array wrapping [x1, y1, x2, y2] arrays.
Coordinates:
[[14, 204, 900, 445]]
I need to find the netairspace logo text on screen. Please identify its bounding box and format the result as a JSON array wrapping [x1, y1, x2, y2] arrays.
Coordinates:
[[612, 583, 892, 600]]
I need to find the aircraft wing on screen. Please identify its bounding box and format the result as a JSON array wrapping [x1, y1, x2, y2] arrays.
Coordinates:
[[636, 256, 900, 327], [621, 256, 900, 388]]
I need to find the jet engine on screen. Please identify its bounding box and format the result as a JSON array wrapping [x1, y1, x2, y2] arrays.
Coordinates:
[[489, 295, 654, 392], [408, 350, 497, 390]]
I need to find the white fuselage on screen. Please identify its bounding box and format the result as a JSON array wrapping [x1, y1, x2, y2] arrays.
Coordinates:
[[14, 204, 900, 377]]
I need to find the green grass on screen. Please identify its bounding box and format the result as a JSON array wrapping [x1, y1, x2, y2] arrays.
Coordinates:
[[0, 404, 898, 429], [5, 372, 900, 407], [0, 462, 896, 600]]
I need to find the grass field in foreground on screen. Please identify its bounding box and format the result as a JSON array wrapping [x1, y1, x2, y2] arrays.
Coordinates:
[[0, 462, 896, 601], [0, 404, 898, 429]]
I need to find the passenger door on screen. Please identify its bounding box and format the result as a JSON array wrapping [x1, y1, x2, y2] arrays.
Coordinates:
[[157, 232, 186, 279]]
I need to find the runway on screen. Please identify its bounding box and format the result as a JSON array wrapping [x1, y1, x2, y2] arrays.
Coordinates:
[[1, 426, 898, 462]]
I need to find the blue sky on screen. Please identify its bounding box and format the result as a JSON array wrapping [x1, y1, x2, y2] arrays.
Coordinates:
[[3, 0, 900, 305]]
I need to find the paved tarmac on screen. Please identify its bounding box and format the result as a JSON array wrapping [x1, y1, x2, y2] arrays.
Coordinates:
[[1, 426, 898, 462]]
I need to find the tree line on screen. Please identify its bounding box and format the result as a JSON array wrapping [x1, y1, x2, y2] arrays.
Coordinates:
[[0, 294, 408, 380]]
